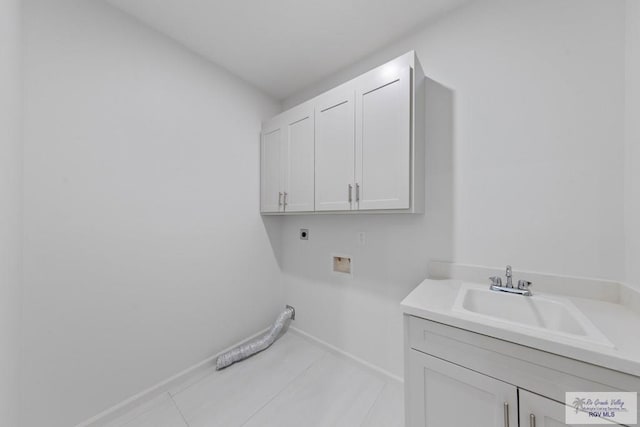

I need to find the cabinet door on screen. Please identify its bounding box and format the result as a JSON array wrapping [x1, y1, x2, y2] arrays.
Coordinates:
[[355, 66, 411, 210], [519, 390, 619, 427], [282, 106, 314, 212], [260, 121, 283, 213], [407, 350, 518, 427], [315, 86, 355, 211]]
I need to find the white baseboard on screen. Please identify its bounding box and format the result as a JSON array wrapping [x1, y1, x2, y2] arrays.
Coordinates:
[[75, 327, 269, 427], [290, 326, 404, 384]]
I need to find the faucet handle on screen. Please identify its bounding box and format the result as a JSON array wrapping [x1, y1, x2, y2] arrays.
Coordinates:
[[517, 279, 532, 290], [490, 276, 502, 287]]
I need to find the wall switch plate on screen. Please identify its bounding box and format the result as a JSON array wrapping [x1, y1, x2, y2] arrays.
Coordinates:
[[299, 229, 309, 240], [332, 255, 352, 275]]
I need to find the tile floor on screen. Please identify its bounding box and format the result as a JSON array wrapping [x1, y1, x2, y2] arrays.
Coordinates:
[[104, 332, 404, 427]]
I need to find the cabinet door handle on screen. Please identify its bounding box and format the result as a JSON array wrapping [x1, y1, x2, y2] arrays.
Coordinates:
[[283, 192, 288, 208], [278, 192, 283, 207], [355, 183, 360, 203], [503, 402, 509, 427], [529, 414, 536, 427], [348, 184, 353, 203]]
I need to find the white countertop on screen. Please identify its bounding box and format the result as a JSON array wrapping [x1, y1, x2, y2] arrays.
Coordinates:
[[401, 278, 640, 378]]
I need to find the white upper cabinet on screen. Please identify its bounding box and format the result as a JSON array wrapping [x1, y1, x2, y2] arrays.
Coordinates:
[[282, 104, 315, 212], [260, 120, 283, 213], [260, 51, 424, 215], [260, 103, 315, 213], [315, 86, 355, 211], [355, 65, 411, 210]]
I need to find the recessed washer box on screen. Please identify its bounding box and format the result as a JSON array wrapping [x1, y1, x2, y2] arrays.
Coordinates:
[[332, 255, 352, 275]]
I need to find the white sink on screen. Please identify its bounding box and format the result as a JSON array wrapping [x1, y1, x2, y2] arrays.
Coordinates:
[[453, 285, 614, 348]]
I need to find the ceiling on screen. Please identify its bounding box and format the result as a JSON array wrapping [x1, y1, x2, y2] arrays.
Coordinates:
[[106, 0, 469, 100]]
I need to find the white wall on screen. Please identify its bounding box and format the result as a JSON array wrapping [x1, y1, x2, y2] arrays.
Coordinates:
[[625, 0, 640, 289], [22, 1, 282, 426], [0, 0, 22, 424], [281, 0, 626, 377]]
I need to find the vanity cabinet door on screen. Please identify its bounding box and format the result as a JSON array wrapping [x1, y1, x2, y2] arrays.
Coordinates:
[[518, 389, 619, 427], [407, 350, 518, 427]]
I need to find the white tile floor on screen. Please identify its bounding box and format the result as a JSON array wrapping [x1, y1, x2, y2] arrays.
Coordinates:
[[105, 332, 404, 427]]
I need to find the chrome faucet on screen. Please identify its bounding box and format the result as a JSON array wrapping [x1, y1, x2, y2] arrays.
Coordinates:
[[489, 265, 533, 296]]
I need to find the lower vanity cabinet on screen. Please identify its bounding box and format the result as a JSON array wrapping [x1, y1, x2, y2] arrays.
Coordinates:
[[407, 348, 622, 427], [404, 316, 637, 427], [407, 350, 518, 427]]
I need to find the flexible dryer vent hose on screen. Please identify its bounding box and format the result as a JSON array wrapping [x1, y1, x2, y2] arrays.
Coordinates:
[[215, 305, 295, 370]]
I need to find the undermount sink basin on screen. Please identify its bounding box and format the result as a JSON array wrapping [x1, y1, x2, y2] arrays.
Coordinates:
[[453, 285, 614, 348]]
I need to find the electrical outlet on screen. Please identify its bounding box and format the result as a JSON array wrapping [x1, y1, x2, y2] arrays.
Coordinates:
[[299, 229, 309, 240]]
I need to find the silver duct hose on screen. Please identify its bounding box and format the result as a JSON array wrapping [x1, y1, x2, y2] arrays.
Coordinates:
[[215, 305, 296, 370]]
